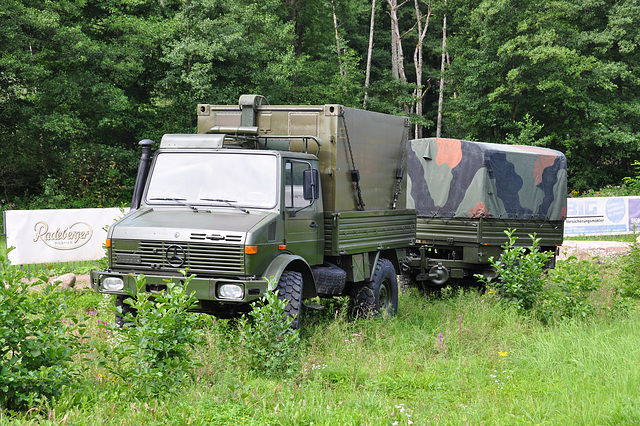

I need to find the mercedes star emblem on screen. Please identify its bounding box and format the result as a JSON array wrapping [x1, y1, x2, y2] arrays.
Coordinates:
[[165, 244, 186, 268]]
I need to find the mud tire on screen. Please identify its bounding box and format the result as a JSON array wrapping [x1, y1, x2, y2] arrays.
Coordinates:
[[276, 270, 304, 329], [312, 263, 347, 296], [350, 259, 398, 318], [115, 295, 137, 327]]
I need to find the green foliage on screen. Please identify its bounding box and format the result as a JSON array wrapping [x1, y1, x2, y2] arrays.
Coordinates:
[[446, 0, 640, 192], [476, 229, 554, 311], [95, 272, 203, 398], [622, 161, 640, 194], [618, 237, 640, 299], [235, 282, 300, 378], [0, 247, 86, 410], [5, 252, 640, 421], [539, 256, 602, 322]]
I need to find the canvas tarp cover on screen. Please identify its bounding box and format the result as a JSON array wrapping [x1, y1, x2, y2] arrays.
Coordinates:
[[407, 138, 567, 220]]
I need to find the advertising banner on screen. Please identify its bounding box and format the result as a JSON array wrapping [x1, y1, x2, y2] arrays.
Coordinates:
[[565, 196, 640, 237], [4, 208, 127, 265]]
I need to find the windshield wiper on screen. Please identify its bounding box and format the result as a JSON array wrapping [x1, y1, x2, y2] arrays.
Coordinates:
[[200, 198, 250, 214], [149, 197, 199, 212]]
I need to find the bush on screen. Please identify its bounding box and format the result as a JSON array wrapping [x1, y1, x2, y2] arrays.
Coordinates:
[[538, 256, 601, 322], [618, 237, 640, 299], [476, 229, 554, 311], [0, 248, 86, 410], [95, 272, 203, 398], [235, 280, 301, 378]]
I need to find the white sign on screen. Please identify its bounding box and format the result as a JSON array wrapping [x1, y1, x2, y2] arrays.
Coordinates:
[[565, 196, 640, 237], [4, 208, 127, 265]]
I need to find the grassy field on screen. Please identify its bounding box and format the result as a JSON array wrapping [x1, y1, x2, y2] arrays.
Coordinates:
[[2, 252, 639, 425]]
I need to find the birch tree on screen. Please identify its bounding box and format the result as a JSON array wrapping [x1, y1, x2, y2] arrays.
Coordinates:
[[413, 0, 431, 138], [363, 0, 377, 109], [436, 1, 446, 137]]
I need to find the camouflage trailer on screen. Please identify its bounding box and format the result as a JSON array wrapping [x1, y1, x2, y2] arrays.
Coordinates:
[[402, 137, 567, 288]]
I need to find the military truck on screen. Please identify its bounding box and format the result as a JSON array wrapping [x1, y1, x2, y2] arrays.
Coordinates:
[[90, 95, 567, 327], [91, 95, 415, 328]]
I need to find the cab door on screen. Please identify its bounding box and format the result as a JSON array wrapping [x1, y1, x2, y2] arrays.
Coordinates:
[[282, 159, 324, 265]]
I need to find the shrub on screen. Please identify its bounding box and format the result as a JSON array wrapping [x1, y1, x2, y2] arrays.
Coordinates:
[[476, 229, 554, 311], [0, 248, 86, 410], [618, 237, 640, 299], [96, 272, 203, 398], [235, 280, 300, 378], [538, 256, 602, 322]]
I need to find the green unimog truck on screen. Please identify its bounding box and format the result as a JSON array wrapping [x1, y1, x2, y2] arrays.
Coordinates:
[[90, 95, 567, 327]]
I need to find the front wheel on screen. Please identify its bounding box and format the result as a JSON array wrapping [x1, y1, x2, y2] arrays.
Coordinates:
[[115, 295, 137, 327], [276, 270, 304, 329], [351, 258, 399, 318]]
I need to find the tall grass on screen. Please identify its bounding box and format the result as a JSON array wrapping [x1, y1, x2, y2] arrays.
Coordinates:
[[3, 256, 639, 425]]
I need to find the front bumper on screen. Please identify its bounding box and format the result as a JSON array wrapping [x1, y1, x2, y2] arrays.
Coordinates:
[[90, 269, 268, 305]]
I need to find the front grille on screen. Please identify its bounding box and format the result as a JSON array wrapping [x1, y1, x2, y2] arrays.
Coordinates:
[[112, 240, 245, 276]]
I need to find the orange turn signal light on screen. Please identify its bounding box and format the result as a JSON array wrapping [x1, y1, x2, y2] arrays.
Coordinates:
[[244, 245, 258, 255], [105, 239, 111, 248], [278, 244, 287, 250]]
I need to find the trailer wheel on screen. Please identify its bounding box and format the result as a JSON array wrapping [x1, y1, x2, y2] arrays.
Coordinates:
[[351, 259, 398, 317], [276, 270, 303, 329], [115, 295, 137, 327]]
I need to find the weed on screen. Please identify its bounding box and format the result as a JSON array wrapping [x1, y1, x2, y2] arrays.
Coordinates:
[[539, 255, 601, 322], [235, 279, 301, 378], [94, 272, 203, 398], [618, 236, 640, 299], [476, 229, 553, 311], [0, 248, 86, 410]]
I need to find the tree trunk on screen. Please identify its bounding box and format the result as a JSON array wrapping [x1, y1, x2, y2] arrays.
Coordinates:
[[331, 0, 345, 76], [363, 0, 377, 109], [436, 6, 447, 138], [387, 0, 406, 84], [285, 0, 306, 56], [413, 0, 431, 139]]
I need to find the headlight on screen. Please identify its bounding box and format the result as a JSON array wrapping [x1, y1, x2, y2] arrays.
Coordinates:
[[103, 276, 125, 291], [218, 283, 244, 300]]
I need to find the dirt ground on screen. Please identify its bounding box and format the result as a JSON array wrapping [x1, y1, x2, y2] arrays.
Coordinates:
[[557, 240, 633, 260]]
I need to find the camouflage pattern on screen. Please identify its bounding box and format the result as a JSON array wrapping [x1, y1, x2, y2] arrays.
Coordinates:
[[406, 138, 567, 221]]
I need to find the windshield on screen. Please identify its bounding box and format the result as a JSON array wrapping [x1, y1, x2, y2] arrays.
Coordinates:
[[145, 152, 278, 209]]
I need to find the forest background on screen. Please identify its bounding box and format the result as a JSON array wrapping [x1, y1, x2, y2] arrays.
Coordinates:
[[1, 0, 639, 214]]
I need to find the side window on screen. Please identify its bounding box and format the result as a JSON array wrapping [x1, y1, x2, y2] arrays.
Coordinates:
[[285, 160, 312, 208]]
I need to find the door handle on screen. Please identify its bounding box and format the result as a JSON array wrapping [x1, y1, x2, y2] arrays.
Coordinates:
[[309, 222, 318, 228]]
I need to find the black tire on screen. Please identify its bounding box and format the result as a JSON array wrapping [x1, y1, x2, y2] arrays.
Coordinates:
[[115, 295, 137, 327], [276, 270, 304, 329], [312, 262, 347, 296], [351, 258, 399, 318]]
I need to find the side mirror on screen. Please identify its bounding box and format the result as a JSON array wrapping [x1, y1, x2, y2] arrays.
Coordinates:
[[303, 169, 320, 200]]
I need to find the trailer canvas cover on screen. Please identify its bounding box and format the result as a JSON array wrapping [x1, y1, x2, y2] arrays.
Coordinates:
[[407, 138, 567, 221]]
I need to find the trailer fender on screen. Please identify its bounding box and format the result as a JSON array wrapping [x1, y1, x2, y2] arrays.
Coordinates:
[[262, 254, 317, 299]]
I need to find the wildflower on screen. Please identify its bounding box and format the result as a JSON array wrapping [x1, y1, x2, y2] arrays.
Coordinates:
[[498, 351, 508, 357]]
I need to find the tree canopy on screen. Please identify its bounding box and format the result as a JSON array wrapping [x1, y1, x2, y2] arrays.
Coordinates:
[[1, 0, 638, 207]]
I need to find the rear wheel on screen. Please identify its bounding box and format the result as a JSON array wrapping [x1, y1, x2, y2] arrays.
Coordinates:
[[351, 259, 398, 318], [276, 270, 304, 329]]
